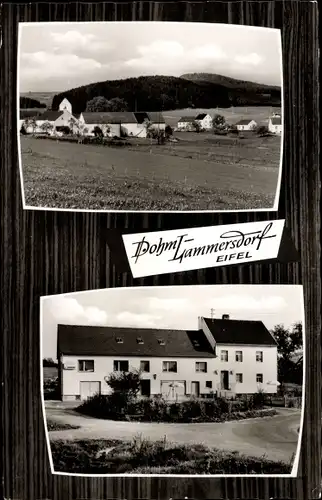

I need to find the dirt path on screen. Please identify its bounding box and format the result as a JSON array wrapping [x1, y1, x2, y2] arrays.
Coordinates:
[[46, 403, 301, 463]]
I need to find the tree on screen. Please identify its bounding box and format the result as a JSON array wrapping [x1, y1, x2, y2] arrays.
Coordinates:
[[101, 124, 111, 137], [192, 120, 201, 133], [40, 121, 53, 135], [105, 369, 142, 412], [212, 114, 226, 133], [93, 125, 104, 137], [106, 97, 128, 112], [165, 124, 173, 137], [256, 125, 270, 136], [24, 118, 37, 134], [270, 322, 303, 385], [86, 96, 110, 112]]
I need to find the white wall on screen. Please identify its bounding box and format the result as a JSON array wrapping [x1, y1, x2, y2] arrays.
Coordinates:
[[83, 123, 121, 137], [121, 123, 146, 138], [268, 119, 282, 135], [197, 115, 213, 129], [60, 344, 277, 401], [177, 122, 194, 131], [59, 98, 72, 114], [236, 120, 257, 131]]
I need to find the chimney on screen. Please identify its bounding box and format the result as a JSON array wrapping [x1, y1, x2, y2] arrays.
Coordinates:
[[222, 314, 230, 320]]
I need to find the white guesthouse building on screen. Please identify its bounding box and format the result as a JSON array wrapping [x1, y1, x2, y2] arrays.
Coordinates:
[[268, 115, 282, 135], [57, 315, 278, 401], [235, 119, 258, 131]]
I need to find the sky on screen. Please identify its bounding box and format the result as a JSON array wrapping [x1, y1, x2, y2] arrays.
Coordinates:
[[19, 22, 282, 92], [41, 285, 303, 359]]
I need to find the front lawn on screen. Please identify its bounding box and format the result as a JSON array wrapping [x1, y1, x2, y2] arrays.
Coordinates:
[[50, 436, 292, 475]]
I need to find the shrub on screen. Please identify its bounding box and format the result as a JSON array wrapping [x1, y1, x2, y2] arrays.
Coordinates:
[[250, 389, 267, 409], [44, 377, 59, 400]]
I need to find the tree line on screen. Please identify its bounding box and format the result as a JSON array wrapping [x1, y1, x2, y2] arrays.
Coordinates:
[[51, 75, 281, 114]]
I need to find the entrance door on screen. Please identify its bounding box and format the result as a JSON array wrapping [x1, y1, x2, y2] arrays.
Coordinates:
[[220, 371, 229, 390], [191, 381, 200, 397], [140, 379, 151, 397], [80, 381, 101, 400]]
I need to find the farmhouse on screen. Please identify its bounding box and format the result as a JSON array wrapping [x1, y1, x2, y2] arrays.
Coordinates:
[[57, 314, 278, 402], [195, 113, 213, 130], [177, 116, 198, 131], [268, 115, 282, 135], [235, 119, 257, 131], [80, 112, 121, 137]]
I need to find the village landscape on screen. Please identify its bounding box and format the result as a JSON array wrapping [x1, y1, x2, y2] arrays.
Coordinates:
[[19, 22, 283, 211], [42, 286, 303, 475]]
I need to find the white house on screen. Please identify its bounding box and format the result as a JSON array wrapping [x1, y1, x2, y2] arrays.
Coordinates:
[[177, 116, 197, 131], [268, 115, 282, 135], [195, 113, 213, 130], [57, 314, 278, 402], [235, 119, 257, 131], [20, 98, 78, 135]]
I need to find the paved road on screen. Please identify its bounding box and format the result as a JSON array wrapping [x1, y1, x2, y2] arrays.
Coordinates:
[[46, 402, 301, 463]]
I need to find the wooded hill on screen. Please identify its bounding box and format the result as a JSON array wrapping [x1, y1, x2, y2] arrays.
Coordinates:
[[20, 96, 46, 109], [51, 74, 281, 114]]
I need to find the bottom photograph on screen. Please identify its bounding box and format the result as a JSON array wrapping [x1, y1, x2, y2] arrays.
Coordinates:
[[41, 285, 304, 477]]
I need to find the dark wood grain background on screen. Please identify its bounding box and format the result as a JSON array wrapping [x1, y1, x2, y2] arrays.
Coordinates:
[[0, 1, 320, 499]]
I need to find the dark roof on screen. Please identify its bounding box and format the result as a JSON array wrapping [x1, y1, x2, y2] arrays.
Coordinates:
[[36, 110, 64, 121], [270, 117, 282, 125], [57, 325, 215, 358], [178, 116, 196, 123], [235, 119, 255, 125], [20, 109, 45, 119], [195, 113, 208, 120], [147, 111, 165, 123], [82, 111, 137, 124], [203, 317, 277, 346]]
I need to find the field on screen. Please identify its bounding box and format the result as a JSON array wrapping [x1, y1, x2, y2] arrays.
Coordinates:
[[20, 126, 281, 211]]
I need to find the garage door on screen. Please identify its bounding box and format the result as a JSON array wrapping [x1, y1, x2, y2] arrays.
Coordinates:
[[161, 381, 186, 400], [80, 381, 101, 400]]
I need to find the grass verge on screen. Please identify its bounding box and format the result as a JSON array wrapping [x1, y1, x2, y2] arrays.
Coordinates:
[[50, 436, 292, 475]]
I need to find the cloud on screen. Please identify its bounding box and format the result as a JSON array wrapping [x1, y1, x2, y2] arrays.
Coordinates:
[[50, 30, 111, 55], [20, 51, 103, 82], [146, 297, 189, 311], [46, 297, 108, 325], [115, 311, 162, 328], [191, 44, 227, 61], [234, 52, 263, 66], [205, 294, 287, 312]]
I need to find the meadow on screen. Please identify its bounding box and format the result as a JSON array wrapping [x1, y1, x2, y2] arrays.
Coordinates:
[[20, 128, 281, 211]]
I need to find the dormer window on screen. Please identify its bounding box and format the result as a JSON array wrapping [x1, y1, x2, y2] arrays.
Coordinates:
[[137, 337, 144, 344], [116, 337, 123, 344], [158, 339, 165, 345]]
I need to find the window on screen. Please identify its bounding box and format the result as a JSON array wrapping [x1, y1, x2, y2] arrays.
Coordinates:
[[158, 339, 165, 345], [113, 360, 129, 372], [115, 337, 123, 344], [196, 362, 207, 373], [206, 381, 212, 389], [140, 360, 150, 372], [256, 351, 263, 362], [235, 351, 243, 362], [256, 373, 263, 383], [78, 360, 94, 372], [236, 373, 243, 383], [221, 350, 228, 362], [137, 337, 144, 344], [162, 361, 177, 372]]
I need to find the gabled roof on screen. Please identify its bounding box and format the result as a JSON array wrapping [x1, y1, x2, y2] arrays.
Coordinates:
[[203, 317, 277, 346], [235, 119, 255, 125], [82, 111, 137, 124], [270, 117, 282, 125], [195, 113, 208, 120], [133, 112, 165, 124], [36, 110, 64, 122], [57, 325, 215, 358], [178, 116, 196, 123]]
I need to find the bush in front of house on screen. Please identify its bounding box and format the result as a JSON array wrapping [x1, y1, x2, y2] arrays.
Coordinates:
[[44, 377, 60, 400]]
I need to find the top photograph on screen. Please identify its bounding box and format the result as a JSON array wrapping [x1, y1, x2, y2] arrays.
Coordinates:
[[18, 22, 283, 213]]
